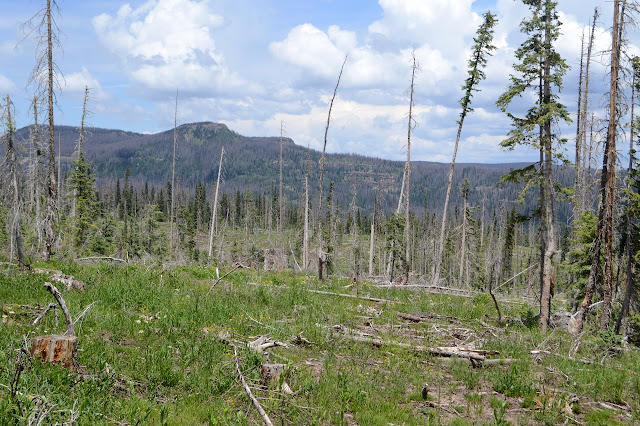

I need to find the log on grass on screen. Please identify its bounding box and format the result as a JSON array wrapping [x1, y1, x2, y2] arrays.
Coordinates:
[[30, 334, 78, 368]]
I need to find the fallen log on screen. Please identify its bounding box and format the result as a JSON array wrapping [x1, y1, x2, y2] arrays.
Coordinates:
[[246, 282, 398, 304], [319, 323, 500, 366]]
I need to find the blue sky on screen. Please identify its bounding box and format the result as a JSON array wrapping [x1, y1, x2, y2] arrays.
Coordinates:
[[0, 0, 635, 163]]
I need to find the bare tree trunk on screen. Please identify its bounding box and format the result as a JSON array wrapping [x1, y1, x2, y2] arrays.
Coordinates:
[[302, 143, 311, 269], [4, 96, 25, 266], [403, 52, 417, 283], [580, 8, 599, 213], [601, 0, 622, 330], [574, 32, 585, 221], [279, 120, 284, 246], [170, 89, 178, 254], [317, 55, 347, 279], [208, 147, 224, 257], [615, 59, 637, 334], [44, 0, 57, 261], [458, 196, 467, 287]]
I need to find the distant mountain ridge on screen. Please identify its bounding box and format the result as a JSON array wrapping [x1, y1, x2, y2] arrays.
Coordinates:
[[11, 121, 563, 219]]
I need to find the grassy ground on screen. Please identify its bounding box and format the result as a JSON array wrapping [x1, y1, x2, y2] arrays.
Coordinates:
[[0, 261, 638, 425]]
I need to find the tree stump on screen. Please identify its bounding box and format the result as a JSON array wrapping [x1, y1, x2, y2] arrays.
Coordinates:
[[30, 334, 78, 368]]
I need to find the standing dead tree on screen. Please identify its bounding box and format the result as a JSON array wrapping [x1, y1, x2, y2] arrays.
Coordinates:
[[303, 142, 311, 269], [2, 95, 25, 267], [279, 121, 285, 247], [615, 55, 639, 334], [433, 11, 497, 286], [170, 89, 178, 254], [403, 51, 418, 284], [577, 8, 598, 215], [576, 0, 629, 332], [317, 55, 347, 280], [23, 0, 63, 261]]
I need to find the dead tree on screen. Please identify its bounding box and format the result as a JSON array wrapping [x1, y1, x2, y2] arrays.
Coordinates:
[[279, 121, 284, 246], [303, 143, 311, 269], [3, 95, 25, 267], [600, 0, 624, 330], [403, 51, 418, 283], [24, 0, 63, 261], [578, 8, 599, 214], [170, 89, 178, 253], [317, 55, 347, 280], [208, 147, 224, 257], [615, 56, 639, 334], [577, 0, 626, 332]]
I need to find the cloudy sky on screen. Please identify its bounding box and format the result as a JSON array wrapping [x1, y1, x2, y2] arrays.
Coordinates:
[[0, 0, 635, 163]]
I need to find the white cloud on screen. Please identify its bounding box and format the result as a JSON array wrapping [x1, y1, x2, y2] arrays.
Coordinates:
[[93, 0, 247, 95], [0, 74, 15, 94], [64, 67, 106, 99]]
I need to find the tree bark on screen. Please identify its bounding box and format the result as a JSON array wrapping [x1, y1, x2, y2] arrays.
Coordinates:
[[601, 0, 622, 330]]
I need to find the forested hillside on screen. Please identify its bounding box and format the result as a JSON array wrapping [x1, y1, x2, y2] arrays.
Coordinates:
[[14, 121, 577, 222]]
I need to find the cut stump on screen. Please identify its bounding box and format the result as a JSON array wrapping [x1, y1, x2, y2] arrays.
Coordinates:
[[30, 334, 78, 368]]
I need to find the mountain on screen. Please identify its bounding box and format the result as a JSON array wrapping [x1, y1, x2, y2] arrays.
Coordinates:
[[12, 121, 572, 221]]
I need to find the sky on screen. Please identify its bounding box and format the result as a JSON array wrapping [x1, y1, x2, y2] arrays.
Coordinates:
[[0, 0, 636, 163]]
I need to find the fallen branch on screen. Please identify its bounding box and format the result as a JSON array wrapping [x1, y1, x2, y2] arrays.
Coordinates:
[[73, 301, 99, 326], [529, 350, 593, 365], [44, 282, 74, 336], [398, 312, 464, 323], [30, 283, 78, 369], [32, 303, 58, 326], [233, 346, 275, 426], [206, 263, 249, 296], [74, 256, 126, 263], [248, 335, 288, 352]]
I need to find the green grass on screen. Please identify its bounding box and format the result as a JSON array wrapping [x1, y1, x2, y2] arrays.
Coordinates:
[[1, 261, 639, 424]]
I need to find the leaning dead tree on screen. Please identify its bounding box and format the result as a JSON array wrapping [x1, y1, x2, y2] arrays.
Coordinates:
[[24, 0, 63, 261], [317, 55, 347, 280], [208, 146, 225, 257], [433, 11, 497, 286]]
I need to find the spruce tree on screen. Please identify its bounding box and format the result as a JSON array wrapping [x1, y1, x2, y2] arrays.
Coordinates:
[[496, 0, 571, 330]]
